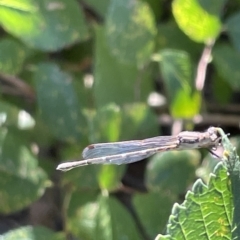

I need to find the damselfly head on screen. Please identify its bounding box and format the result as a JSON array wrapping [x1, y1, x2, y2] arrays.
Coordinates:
[[206, 127, 222, 145]]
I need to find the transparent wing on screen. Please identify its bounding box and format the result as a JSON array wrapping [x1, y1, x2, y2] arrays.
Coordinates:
[[82, 135, 178, 159], [57, 144, 178, 171]]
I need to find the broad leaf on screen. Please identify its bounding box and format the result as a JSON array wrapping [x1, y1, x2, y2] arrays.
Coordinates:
[[2, 226, 64, 240], [172, 0, 222, 42], [226, 12, 240, 51], [34, 62, 85, 142], [146, 150, 200, 194], [67, 193, 142, 240], [105, 0, 156, 65], [133, 191, 176, 238], [0, 0, 88, 51], [157, 163, 232, 239], [95, 195, 142, 240], [213, 44, 240, 90], [67, 191, 99, 240], [94, 26, 153, 108], [0, 129, 49, 214]]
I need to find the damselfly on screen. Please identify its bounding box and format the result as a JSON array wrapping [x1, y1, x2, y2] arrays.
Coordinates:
[[57, 127, 221, 171]]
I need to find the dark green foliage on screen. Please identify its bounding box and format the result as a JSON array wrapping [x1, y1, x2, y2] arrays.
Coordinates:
[[0, 0, 240, 239]]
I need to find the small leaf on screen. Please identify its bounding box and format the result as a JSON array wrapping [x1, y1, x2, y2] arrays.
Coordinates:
[[0, 38, 28, 74], [0, 0, 88, 51], [172, 0, 221, 42], [2, 226, 65, 240], [0, 129, 49, 214], [158, 163, 232, 239], [34, 62, 85, 142], [158, 49, 201, 117], [213, 44, 240, 90], [105, 0, 156, 65]]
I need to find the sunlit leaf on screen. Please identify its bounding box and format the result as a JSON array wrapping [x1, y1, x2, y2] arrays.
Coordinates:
[[34, 62, 86, 142], [95, 195, 142, 240], [157, 163, 232, 239], [158, 49, 201, 117], [97, 164, 125, 191], [105, 0, 156, 65], [0, 129, 49, 214], [94, 26, 153, 108], [67, 191, 99, 240], [172, 0, 222, 42], [2, 226, 65, 240], [0, 0, 88, 51]]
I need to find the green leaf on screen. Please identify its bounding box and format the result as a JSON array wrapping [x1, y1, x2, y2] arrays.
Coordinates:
[[216, 128, 240, 238], [67, 193, 142, 239], [97, 164, 125, 191], [105, 0, 156, 65], [158, 49, 201, 117], [0, 38, 28, 75], [0, 0, 88, 51], [2, 226, 65, 240], [133, 191, 176, 238], [158, 163, 232, 239], [62, 165, 100, 190], [0, 129, 49, 214], [212, 44, 240, 90], [226, 12, 240, 51], [67, 191, 99, 240], [94, 26, 153, 108], [172, 0, 222, 42], [146, 150, 200, 194], [95, 195, 142, 240], [34, 62, 85, 142]]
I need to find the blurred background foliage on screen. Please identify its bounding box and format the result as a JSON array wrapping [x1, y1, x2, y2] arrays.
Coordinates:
[[0, 0, 240, 239]]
